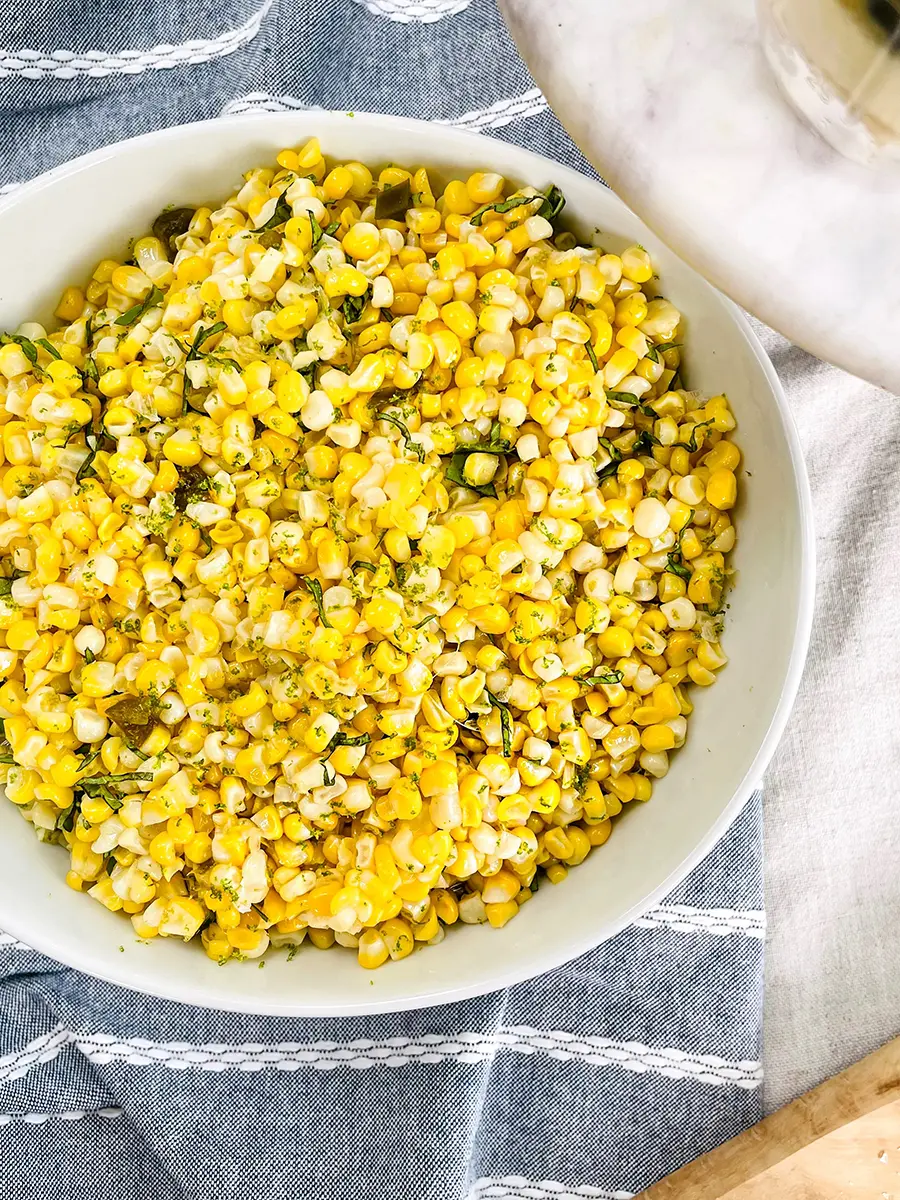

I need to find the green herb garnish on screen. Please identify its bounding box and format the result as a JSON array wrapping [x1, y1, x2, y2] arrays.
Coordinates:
[[35, 338, 61, 360], [378, 412, 425, 463], [674, 420, 713, 453], [666, 555, 692, 581], [322, 731, 371, 756], [152, 206, 195, 255], [486, 690, 513, 757], [375, 179, 411, 221], [537, 185, 566, 222], [353, 561, 377, 573], [578, 670, 625, 687], [606, 389, 643, 407], [301, 577, 332, 628], [75, 433, 102, 485], [469, 186, 566, 228], [342, 291, 369, 326], [173, 466, 210, 511], [1, 334, 38, 366], [665, 514, 695, 581], [632, 429, 662, 456], [106, 696, 154, 744], [115, 286, 164, 328], [79, 771, 153, 811], [469, 193, 532, 226], [257, 196, 292, 232], [585, 341, 600, 372], [444, 451, 497, 498], [596, 437, 622, 482], [186, 321, 227, 362]]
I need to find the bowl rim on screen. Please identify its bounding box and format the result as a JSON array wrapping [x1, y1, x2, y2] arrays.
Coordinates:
[[0, 110, 816, 1014]]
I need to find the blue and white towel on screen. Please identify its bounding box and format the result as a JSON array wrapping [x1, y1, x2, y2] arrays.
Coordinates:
[[0, 2, 765, 1196]]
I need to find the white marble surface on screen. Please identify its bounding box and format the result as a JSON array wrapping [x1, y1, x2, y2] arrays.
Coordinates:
[[501, 0, 900, 393], [503, 0, 900, 1114]]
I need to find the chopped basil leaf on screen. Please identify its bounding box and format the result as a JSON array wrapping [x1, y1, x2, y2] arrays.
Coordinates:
[[596, 437, 622, 482], [106, 696, 154, 743], [152, 207, 195, 255], [35, 338, 61, 360], [83, 356, 99, 383], [342, 290, 369, 326], [186, 321, 227, 363], [486, 690, 513, 757], [606, 389, 643, 407], [1, 334, 38, 365], [666, 555, 692, 581], [115, 286, 164, 327], [464, 435, 512, 455], [632, 429, 662, 456], [353, 561, 377, 573], [537, 185, 566, 222], [414, 614, 436, 628], [84, 648, 95, 664], [324, 221, 341, 238], [674, 420, 713, 453], [375, 179, 411, 220], [0, 718, 14, 764], [469, 193, 531, 226], [585, 340, 600, 371], [309, 212, 324, 251], [173, 466, 210, 511], [579, 670, 625, 687], [378, 412, 425, 463], [75, 433, 102, 485], [444, 451, 497, 498], [646, 346, 660, 363], [665, 516, 695, 581], [78, 771, 154, 812], [301, 576, 332, 628], [257, 196, 292, 232], [322, 731, 371, 755]]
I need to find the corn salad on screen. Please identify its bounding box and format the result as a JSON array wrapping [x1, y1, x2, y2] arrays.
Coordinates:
[[0, 141, 739, 970]]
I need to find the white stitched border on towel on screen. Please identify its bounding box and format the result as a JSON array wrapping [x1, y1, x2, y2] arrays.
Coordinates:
[[469, 1178, 633, 1200], [0, 932, 30, 949], [0, 1107, 123, 1127], [0, 0, 272, 79], [351, 0, 472, 21], [222, 92, 322, 116], [0, 904, 763, 954], [0, 1026, 72, 1083], [439, 88, 548, 131], [219, 87, 548, 132], [0, 1023, 761, 1088], [634, 904, 766, 939]]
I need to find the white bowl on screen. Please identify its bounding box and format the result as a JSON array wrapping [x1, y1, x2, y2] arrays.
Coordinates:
[[0, 112, 814, 1015]]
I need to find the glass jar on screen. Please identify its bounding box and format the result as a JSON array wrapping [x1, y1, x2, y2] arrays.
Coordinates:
[[759, 0, 900, 165]]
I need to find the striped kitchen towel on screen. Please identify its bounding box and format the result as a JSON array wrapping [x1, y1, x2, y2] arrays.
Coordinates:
[[0, 0, 765, 1196], [0, 796, 763, 1200]]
